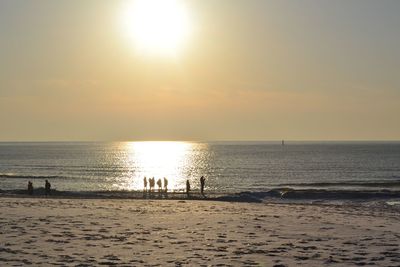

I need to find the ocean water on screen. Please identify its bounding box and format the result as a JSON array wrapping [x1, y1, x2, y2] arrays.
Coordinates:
[[0, 141, 399, 194]]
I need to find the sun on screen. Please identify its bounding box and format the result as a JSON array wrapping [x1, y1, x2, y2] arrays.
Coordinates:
[[121, 0, 191, 57]]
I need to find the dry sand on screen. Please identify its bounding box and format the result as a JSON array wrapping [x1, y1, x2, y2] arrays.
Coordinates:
[[0, 197, 399, 266]]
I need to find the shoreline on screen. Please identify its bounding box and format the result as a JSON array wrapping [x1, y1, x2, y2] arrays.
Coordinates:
[[2, 187, 400, 204]]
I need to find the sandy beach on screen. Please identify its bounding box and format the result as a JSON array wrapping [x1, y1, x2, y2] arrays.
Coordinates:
[[0, 197, 399, 266]]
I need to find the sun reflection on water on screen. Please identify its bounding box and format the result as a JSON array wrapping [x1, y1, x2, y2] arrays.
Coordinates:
[[120, 141, 196, 191]]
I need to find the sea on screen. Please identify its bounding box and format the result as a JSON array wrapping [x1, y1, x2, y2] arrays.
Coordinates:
[[1, 141, 400, 202]]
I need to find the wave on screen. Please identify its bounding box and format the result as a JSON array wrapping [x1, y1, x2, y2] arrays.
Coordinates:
[[276, 180, 400, 188], [275, 188, 400, 200], [214, 189, 400, 202], [2, 187, 400, 203]]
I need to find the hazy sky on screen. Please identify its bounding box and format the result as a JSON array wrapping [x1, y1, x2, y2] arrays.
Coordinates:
[[1, 0, 399, 141]]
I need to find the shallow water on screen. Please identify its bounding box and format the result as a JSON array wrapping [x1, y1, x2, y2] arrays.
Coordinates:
[[0, 141, 399, 193]]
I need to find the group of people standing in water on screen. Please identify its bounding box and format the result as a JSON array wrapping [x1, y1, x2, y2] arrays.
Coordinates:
[[27, 179, 51, 196], [26, 176, 207, 198], [143, 177, 169, 193], [143, 176, 206, 197]]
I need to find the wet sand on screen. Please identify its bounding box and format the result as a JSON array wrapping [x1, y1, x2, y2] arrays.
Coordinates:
[[0, 197, 399, 266]]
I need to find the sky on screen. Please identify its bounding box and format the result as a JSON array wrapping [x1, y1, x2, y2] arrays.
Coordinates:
[[0, 0, 399, 141]]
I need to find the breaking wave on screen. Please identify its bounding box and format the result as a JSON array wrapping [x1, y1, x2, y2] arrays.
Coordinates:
[[276, 180, 400, 188]]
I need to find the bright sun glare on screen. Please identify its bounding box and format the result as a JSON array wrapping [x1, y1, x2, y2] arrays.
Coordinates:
[[121, 0, 191, 56], [123, 141, 193, 190]]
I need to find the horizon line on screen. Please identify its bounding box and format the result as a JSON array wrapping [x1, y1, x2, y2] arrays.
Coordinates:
[[0, 139, 400, 143]]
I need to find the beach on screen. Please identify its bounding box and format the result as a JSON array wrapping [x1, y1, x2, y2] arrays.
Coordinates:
[[1, 197, 399, 266], [2, 0, 400, 265]]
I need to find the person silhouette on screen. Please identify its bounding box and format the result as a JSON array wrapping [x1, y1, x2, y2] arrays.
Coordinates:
[[157, 178, 162, 193], [200, 176, 205, 196], [45, 180, 51, 196], [163, 177, 168, 193], [27, 181, 33, 195], [143, 176, 148, 192], [148, 177, 152, 192], [150, 177, 155, 192], [186, 180, 191, 198]]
